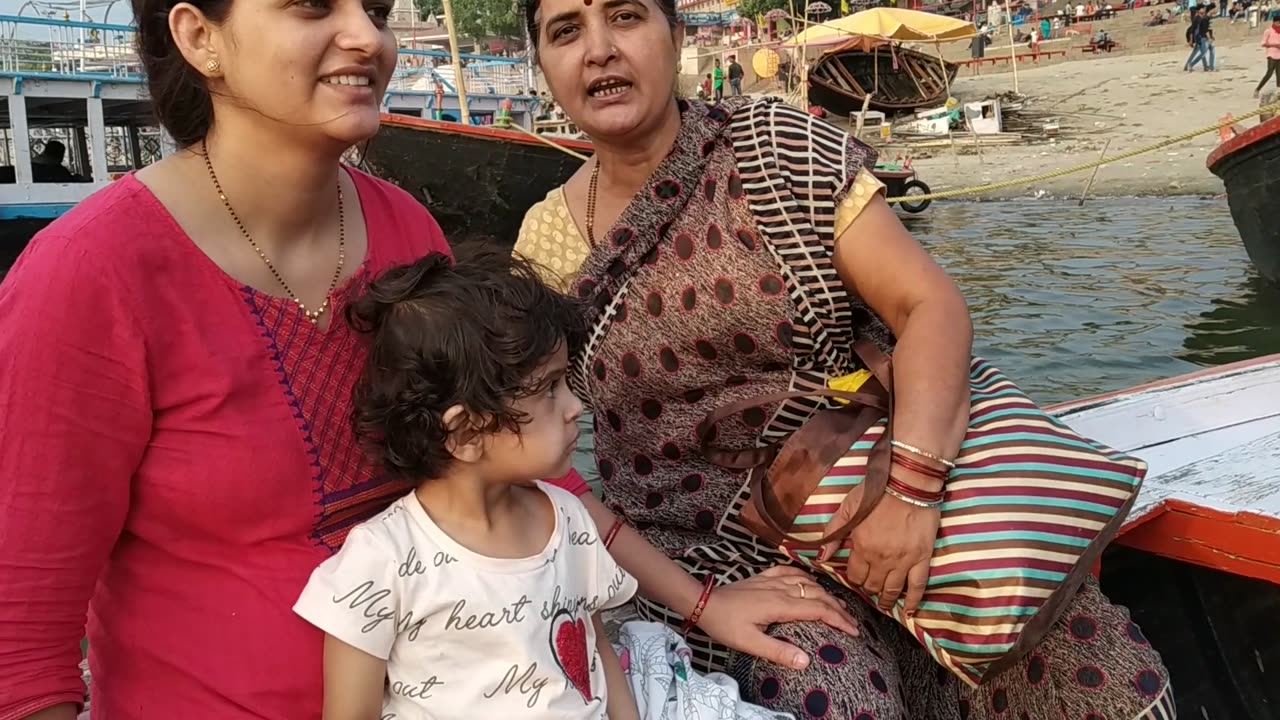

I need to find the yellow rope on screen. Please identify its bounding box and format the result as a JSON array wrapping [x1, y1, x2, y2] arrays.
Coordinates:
[[883, 101, 1280, 204], [496, 118, 592, 161], [495, 101, 1280, 203]]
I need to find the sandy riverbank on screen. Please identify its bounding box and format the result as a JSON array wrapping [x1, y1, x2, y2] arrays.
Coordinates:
[[878, 41, 1273, 199]]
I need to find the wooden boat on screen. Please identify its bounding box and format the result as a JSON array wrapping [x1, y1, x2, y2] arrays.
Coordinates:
[[1207, 115, 1280, 285], [807, 37, 960, 115], [1051, 355, 1280, 716], [361, 114, 592, 244]]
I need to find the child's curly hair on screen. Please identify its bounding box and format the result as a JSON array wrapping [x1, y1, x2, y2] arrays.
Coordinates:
[[346, 244, 586, 483]]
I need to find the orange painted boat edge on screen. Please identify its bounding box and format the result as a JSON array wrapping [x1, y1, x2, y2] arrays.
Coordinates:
[[1206, 114, 1280, 171], [1115, 499, 1280, 585], [378, 113, 595, 154]]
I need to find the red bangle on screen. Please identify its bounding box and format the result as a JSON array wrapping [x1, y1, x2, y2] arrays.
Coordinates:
[[680, 574, 716, 636], [603, 518, 625, 549], [887, 475, 945, 504], [890, 453, 949, 481]]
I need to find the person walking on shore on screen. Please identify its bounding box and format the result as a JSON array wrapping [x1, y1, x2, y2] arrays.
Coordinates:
[[728, 55, 743, 96], [1255, 16, 1280, 95], [713, 58, 725, 101], [1185, 6, 1216, 70]]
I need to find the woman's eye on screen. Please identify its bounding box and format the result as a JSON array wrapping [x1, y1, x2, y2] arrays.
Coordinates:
[[297, 0, 328, 10], [367, 4, 391, 22], [552, 24, 579, 40]]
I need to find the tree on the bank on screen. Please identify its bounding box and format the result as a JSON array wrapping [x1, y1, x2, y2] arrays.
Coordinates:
[[736, 0, 790, 21], [413, 0, 524, 42]]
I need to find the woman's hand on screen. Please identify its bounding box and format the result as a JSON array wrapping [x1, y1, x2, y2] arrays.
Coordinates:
[[820, 467, 942, 616], [696, 565, 860, 671]]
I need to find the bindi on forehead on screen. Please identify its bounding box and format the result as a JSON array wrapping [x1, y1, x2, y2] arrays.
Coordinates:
[[584, 0, 592, 5]]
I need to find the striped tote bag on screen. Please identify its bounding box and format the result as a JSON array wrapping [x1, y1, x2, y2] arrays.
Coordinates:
[[698, 339, 1147, 687]]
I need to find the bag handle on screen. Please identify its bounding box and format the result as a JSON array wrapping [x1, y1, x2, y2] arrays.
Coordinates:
[[698, 337, 897, 549]]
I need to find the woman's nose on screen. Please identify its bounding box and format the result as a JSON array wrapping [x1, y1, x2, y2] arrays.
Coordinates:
[[582, 25, 618, 66]]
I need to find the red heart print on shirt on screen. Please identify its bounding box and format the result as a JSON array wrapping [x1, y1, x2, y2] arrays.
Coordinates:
[[549, 608, 592, 704]]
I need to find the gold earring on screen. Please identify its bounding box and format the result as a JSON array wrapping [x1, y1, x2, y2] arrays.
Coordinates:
[[205, 58, 221, 74]]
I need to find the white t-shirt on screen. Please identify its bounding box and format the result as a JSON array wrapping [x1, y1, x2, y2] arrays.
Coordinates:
[[294, 482, 639, 719]]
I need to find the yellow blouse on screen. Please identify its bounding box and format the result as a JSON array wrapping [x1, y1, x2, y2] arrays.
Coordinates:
[[514, 168, 886, 291]]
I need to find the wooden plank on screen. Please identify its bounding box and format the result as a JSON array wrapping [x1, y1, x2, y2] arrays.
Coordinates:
[[1055, 361, 1280, 457], [1147, 431, 1280, 520], [831, 60, 864, 96]]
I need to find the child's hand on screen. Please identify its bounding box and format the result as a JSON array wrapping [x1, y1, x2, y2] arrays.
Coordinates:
[[594, 614, 639, 720]]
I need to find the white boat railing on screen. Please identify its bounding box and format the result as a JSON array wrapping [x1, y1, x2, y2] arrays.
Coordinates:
[[391, 49, 531, 96], [0, 14, 139, 79]]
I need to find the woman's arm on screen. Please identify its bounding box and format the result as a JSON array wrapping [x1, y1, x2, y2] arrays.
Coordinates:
[[821, 194, 972, 614], [0, 236, 147, 719], [832, 196, 973, 465], [320, 636, 388, 720], [593, 614, 638, 720]]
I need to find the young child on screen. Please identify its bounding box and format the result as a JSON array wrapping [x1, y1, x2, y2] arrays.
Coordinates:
[[294, 247, 788, 720]]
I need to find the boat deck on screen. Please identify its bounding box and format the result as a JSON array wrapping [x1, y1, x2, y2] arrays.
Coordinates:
[[1053, 356, 1280, 583]]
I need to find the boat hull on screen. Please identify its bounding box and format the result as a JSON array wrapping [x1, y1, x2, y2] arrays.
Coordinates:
[[808, 45, 959, 115], [367, 111, 933, 241], [1053, 355, 1280, 717], [1207, 116, 1280, 285], [363, 114, 591, 245]]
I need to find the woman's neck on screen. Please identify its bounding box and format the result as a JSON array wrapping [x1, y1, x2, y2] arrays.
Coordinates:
[[592, 98, 683, 194], [200, 119, 346, 245]]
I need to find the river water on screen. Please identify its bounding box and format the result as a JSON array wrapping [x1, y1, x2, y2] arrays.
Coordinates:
[[573, 197, 1280, 480]]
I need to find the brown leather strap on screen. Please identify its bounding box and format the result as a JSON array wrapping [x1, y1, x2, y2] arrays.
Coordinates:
[[746, 401, 885, 547], [698, 388, 888, 470], [698, 341, 899, 549]]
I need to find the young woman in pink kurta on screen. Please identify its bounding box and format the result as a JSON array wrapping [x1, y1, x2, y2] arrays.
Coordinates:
[[0, 0, 449, 717]]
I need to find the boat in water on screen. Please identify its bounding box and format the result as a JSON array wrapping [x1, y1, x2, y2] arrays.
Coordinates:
[[1052, 355, 1280, 715], [1207, 115, 1280, 285], [363, 113, 592, 244], [807, 37, 960, 116]]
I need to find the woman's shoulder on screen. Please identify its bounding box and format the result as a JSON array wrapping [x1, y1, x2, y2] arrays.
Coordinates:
[[514, 187, 587, 291], [516, 187, 568, 238], [10, 175, 187, 287], [729, 97, 868, 158], [346, 166, 450, 266], [727, 97, 878, 203]]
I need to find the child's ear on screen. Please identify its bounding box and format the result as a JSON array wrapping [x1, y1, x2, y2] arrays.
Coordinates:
[[442, 405, 485, 463]]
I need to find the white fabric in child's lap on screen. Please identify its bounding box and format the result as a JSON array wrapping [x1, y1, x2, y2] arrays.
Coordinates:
[[617, 622, 794, 720], [294, 482, 637, 719]]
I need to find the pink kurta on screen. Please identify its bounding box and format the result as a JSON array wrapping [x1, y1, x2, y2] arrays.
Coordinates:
[[0, 171, 448, 720]]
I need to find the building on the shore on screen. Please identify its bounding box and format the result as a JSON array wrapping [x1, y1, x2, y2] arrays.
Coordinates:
[[679, 0, 743, 44]]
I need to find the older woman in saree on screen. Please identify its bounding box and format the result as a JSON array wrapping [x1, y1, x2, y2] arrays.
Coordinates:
[[518, 0, 1175, 716]]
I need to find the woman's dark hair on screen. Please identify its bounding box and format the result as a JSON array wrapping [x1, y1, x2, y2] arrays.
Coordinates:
[[521, 0, 679, 52], [132, 0, 233, 148], [346, 244, 587, 483]]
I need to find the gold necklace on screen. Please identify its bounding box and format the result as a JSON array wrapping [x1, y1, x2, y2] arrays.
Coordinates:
[[202, 143, 346, 324], [585, 161, 600, 246]]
